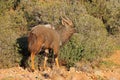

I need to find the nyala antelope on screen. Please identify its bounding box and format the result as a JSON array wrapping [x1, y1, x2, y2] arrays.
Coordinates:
[[28, 16, 76, 71]]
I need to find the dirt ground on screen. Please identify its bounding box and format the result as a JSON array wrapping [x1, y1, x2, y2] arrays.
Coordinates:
[[0, 50, 120, 80]]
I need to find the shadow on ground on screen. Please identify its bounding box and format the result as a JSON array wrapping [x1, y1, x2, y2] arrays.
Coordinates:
[[16, 36, 30, 68]]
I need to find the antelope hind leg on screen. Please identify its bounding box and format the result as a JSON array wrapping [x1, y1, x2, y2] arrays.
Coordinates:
[[31, 52, 35, 71]]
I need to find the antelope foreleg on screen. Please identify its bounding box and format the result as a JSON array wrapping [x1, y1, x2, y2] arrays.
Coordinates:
[[55, 56, 59, 68], [55, 54, 59, 68], [43, 49, 49, 70], [43, 56, 48, 70]]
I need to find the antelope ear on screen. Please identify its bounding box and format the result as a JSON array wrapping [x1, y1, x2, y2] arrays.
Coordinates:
[[61, 16, 65, 25], [61, 16, 68, 26], [61, 16, 73, 27], [61, 19, 69, 27], [61, 19, 66, 26]]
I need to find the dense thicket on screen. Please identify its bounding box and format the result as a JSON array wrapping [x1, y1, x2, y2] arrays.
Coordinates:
[[0, 0, 120, 68]]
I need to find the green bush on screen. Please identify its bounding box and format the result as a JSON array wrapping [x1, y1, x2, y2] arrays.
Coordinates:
[[0, 9, 27, 68], [85, 0, 106, 18], [0, 0, 119, 69], [105, 0, 120, 35], [22, 1, 87, 28], [59, 14, 116, 68], [0, 0, 14, 14], [60, 34, 84, 67], [85, 0, 120, 36]]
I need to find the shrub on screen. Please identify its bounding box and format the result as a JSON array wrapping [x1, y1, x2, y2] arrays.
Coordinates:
[[22, 1, 87, 28], [85, 0, 120, 41], [0, 9, 27, 68], [0, 0, 14, 14], [60, 14, 116, 68], [0, 0, 118, 69], [104, 0, 120, 35]]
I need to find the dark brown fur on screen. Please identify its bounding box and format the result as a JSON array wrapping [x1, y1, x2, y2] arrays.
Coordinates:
[[28, 26, 60, 55]]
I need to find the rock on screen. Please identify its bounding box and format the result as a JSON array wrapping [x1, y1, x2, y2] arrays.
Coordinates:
[[51, 74, 66, 80], [66, 72, 89, 80], [94, 70, 104, 77], [70, 67, 76, 72], [80, 64, 93, 73], [108, 77, 118, 80]]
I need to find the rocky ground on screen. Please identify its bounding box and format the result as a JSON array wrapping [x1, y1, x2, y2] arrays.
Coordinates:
[[0, 50, 120, 80]]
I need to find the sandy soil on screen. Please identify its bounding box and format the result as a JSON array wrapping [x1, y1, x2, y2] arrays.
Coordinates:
[[0, 50, 120, 80]]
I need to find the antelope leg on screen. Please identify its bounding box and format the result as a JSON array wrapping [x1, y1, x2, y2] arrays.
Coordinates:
[[55, 56, 59, 68], [43, 49, 49, 70], [31, 52, 35, 71]]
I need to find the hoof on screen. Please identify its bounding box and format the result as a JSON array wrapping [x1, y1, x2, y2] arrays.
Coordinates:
[[28, 68, 35, 72], [31, 69, 35, 72]]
